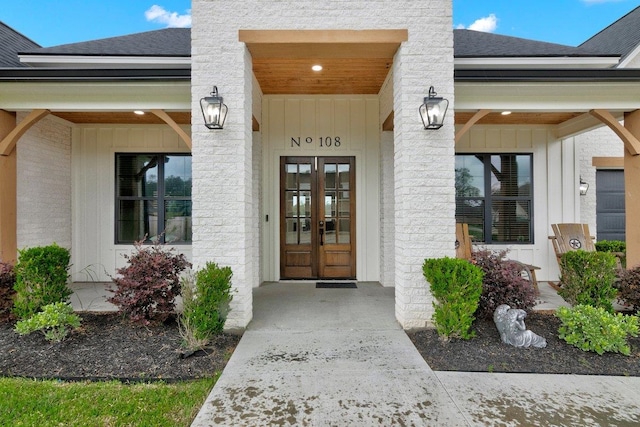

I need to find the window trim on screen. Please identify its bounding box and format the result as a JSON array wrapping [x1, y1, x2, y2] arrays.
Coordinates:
[[455, 152, 534, 245], [114, 152, 192, 245]]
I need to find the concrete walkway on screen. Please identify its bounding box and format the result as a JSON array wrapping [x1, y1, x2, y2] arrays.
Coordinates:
[[191, 282, 640, 426]]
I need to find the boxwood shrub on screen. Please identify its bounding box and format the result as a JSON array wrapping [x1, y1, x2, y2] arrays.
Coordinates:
[[422, 257, 483, 341], [13, 244, 72, 320]]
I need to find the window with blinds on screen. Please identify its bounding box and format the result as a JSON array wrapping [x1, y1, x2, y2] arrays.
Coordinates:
[[115, 154, 192, 244], [455, 154, 533, 244]]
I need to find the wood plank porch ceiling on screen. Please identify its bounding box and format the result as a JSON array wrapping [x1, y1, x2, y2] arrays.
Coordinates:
[[51, 109, 583, 126], [240, 30, 407, 95]]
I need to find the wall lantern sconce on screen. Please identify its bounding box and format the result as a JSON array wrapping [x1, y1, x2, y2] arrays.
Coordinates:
[[419, 86, 449, 130], [579, 177, 589, 196], [200, 86, 228, 129]]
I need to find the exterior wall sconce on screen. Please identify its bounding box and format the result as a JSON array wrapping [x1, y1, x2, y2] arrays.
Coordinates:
[[579, 177, 589, 196], [419, 86, 449, 130], [200, 86, 228, 129]]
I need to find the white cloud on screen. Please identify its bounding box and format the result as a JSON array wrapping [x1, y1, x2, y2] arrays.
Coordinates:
[[456, 14, 498, 33], [467, 14, 498, 32], [145, 5, 192, 28]]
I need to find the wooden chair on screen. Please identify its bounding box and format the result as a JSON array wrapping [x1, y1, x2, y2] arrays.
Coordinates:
[[456, 223, 540, 292], [548, 223, 622, 286], [548, 223, 596, 266]]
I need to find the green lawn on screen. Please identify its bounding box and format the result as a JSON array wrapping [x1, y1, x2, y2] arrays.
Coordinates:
[[0, 376, 217, 426]]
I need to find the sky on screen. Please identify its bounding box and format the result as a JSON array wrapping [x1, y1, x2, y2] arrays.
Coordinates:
[[0, 0, 639, 48]]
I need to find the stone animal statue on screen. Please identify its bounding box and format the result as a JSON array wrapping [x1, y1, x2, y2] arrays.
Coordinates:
[[493, 304, 547, 348]]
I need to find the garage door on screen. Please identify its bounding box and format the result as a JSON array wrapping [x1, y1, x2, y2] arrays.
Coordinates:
[[596, 170, 625, 241]]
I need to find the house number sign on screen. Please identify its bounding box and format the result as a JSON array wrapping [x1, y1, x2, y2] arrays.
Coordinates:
[[290, 136, 342, 148]]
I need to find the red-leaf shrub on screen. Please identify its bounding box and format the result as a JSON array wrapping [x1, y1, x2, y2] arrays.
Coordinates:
[[108, 240, 191, 325], [471, 249, 537, 318], [615, 266, 640, 313], [0, 262, 16, 323]]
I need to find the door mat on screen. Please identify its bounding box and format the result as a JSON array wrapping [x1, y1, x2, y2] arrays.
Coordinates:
[[316, 282, 357, 289]]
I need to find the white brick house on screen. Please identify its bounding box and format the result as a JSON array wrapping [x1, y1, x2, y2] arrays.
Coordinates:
[[2, 2, 640, 330]]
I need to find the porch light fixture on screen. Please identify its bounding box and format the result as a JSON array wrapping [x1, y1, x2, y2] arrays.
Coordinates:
[[200, 86, 228, 129], [579, 177, 589, 196], [419, 86, 449, 130]]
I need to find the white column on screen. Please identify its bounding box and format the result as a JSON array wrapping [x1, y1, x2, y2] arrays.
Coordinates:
[[393, 20, 455, 329], [191, 5, 257, 330]]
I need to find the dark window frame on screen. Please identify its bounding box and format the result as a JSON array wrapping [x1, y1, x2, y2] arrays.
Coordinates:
[[115, 153, 192, 245], [455, 153, 534, 244]]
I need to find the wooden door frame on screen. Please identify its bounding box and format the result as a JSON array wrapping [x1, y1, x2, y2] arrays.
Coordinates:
[[279, 155, 356, 279]]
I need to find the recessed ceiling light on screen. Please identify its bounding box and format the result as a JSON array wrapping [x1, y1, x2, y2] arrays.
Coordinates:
[[311, 64, 323, 72], [501, 111, 512, 115], [134, 110, 145, 115]]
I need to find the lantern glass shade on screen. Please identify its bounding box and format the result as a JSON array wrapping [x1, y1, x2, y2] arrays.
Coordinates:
[[200, 87, 228, 129], [419, 87, 449, 130], [579, 178, 589, 195]]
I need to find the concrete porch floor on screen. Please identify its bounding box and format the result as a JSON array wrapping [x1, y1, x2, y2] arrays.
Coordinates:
[[68, 280, 570, 314]]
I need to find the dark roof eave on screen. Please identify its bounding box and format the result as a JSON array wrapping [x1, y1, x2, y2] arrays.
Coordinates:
[[0, 68, 191, 82], [455, 68, 640, 82], [454, 54, 620, 58], [17, 52, 191, 58]]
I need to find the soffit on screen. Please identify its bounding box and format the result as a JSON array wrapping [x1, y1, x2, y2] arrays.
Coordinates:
[[51, 111, 190, 125], [455, 111, 583, 125], [240, 30, 407, 95]]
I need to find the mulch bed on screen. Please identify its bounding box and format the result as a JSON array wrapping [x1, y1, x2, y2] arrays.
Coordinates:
[[2, 311, 639, 381], [0, 313, 240, 382], [409, 312, 640, 377]]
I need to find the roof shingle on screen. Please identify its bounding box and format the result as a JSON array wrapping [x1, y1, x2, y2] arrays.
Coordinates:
[[0, 21, 40, 66], [454, 29, 612, 58], [20, 28, 190, 57], [580, 6, 640, 60]]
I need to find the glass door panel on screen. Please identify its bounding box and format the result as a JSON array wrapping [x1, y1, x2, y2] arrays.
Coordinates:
[[280, 156, 355, 279]]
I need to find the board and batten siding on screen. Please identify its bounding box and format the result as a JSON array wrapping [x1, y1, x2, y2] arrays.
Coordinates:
[[456, 125, 580, 282], [71, 125, 192, 282], [261, 95, 381, 282]]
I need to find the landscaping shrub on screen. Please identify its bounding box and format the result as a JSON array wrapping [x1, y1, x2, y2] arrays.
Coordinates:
[[179, 262, 233, 351], [471, 249, 537, 318], [109, 240, 191, 325], [14, 302, 81, 342], [13, 244, 72, 320], [556, 305, 639, 355], [0, 262, 16, 322], [595, 240, 626, 254], [615, 266, 640, 313], [559, 250, 617, 312], [422, 257, 483, 340], [595, 240, 626, 268]]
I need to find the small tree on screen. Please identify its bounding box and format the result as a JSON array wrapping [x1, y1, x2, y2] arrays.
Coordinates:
[[422, 257, 483, 341], [109, 240, 191, 325]]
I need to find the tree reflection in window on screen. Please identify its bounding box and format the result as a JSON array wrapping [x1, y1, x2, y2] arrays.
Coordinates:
[[116, 154, 192, 244], [455, 154, 532, 244]]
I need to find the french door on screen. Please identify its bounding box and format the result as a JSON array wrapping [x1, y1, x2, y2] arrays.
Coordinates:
[[280, 156, 356, 279]]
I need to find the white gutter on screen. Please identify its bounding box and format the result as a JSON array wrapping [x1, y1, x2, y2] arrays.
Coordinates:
[[19, 55, 191, 69], [455, 56, 620, 69]]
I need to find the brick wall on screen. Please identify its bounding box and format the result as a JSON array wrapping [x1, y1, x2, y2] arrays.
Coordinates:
[[192, 0, 454, 329], [16, 113, 72, 251]]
